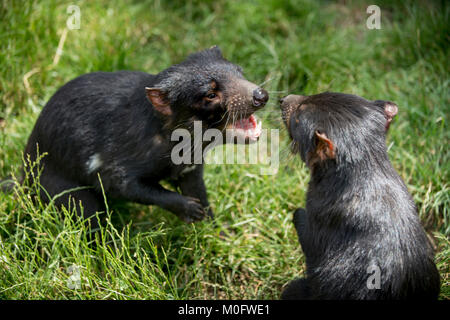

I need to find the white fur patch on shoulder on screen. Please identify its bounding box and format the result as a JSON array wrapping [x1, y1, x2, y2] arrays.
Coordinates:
[[86, 153, 102, 174]]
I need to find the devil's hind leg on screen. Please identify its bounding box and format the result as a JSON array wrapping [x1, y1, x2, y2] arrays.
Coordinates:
[[35, 163, 104, 230]]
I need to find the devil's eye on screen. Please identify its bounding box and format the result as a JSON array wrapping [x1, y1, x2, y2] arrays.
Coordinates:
[[207, 93, 217, 99]]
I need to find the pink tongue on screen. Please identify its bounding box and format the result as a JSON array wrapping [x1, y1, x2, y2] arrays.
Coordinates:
[[235, 115, 256, 130]]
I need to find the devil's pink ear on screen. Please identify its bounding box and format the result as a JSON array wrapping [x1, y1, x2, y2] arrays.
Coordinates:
[[209, 45, 223, 57], [145, 88, 172, 116], [383, 101, 398, 130], [384, 101, 398, 120], [314, 130, 336, 160]]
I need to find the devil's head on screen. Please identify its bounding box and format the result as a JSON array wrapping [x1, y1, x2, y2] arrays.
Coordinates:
[[280, 92, 398, 169], [146, 46, 268, 143]]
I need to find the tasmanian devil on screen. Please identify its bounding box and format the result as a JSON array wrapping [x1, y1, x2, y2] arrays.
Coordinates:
[[2, 47, 268, 227], [279, 92, 440, 299]]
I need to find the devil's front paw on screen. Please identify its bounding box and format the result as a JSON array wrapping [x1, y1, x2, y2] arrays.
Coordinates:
[[178, 196, 206, 223], [293, 207, 307, 246]]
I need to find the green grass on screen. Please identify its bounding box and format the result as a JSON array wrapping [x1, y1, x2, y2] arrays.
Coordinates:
[[0, 0, 448, 299]]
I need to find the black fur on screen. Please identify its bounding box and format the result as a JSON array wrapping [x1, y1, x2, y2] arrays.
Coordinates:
[[6, 47, 268, 228], [280, 92, 440, 300]]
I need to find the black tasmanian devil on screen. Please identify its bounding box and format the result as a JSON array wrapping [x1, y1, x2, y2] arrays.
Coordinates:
[[4, 47, 268, 227], [279, 92, 440, 299]]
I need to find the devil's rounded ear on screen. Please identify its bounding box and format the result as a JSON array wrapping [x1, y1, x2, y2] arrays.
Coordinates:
[[314, 130, 336, 161], [209, 45, 222, 56], [374, 100, 398, 130], [384, 101, 398, 125], [145, 87, 172, 116]]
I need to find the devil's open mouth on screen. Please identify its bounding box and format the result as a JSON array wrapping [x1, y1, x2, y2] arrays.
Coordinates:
[[227, 114, 262, 144]]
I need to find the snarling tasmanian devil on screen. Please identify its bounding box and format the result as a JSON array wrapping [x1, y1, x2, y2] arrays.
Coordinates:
[[279, 92, 440, 300], [8, 47, 268, 228]]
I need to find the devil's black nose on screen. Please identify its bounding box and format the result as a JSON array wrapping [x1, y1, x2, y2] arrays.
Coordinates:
[[252, 87, 269, 107]]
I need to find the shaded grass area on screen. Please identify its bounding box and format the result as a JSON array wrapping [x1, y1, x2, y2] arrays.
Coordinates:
[[0, 0, 448, 299]]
